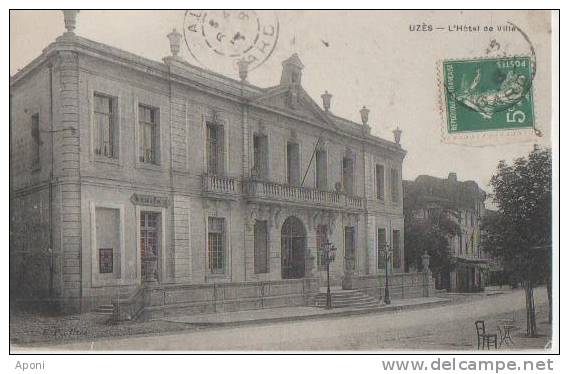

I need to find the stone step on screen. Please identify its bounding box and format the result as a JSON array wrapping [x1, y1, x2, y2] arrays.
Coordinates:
[[314, 301, 380, 309], [314, 296, 377, 303], [313, 289, 380, 309], [314, 293, 372, 301], [94, 304, 115, 315], [314, 297, 379, 305]]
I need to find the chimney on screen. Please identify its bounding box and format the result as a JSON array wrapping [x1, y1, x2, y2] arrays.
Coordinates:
[[321, 91, 332, 112], [62, 10, 80, 34]]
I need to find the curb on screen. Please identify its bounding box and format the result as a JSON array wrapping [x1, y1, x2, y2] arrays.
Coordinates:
[[170, 298, 452, 328]]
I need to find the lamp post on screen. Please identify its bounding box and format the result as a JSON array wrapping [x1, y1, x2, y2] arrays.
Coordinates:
[[381, 243, 393, 305], [321, 241, 337, 309]]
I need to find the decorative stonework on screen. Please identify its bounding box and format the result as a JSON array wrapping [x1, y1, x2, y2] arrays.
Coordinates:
[[289, 129, 298, 141], [308, 209, 339, 234], [258, 120, 267, 136], [345, 147, 356, 160], [131, 193, 169, 208], [342, 212, 360, 227], [321, 91, 332, 112], [393, 127, 403, 145], [62, 10, 80, 34], [167, 28, 182, 58], [316, 138, 328, 152], [359, 106, 370, 125]]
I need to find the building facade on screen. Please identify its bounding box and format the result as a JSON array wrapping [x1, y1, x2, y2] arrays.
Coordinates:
[[404, 173, 488, 292], [10, 14, 427, 315]]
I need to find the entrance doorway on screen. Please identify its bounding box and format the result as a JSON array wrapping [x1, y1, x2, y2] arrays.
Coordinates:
[[281, 216, 306, 279]]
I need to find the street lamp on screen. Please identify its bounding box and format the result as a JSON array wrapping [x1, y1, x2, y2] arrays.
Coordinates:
[[321, 241, 337, 309], [381, 243, 393, 305]]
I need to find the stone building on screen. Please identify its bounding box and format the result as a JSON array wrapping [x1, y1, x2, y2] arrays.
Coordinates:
[[10, 12, 432, 315], [403, 173, 488, 292]]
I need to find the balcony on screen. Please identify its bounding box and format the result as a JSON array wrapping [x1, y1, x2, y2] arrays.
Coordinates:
[[202, 174, 240, 200], [245, 179, 364, 211]]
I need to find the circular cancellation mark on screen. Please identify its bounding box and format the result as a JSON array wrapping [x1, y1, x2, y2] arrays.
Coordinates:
[[183, 10, 279, 74]]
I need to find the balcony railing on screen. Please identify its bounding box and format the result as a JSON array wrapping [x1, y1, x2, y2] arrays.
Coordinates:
[[202, 174, 240, 198], [245, 179, 364, 211]]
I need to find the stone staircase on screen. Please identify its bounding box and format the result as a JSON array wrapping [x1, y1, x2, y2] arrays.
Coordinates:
[[94, 304, 115, 316], [313, 289, 380, 309]]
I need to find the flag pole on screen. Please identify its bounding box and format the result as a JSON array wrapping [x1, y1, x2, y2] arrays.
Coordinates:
[[300, 133, 323, 187]]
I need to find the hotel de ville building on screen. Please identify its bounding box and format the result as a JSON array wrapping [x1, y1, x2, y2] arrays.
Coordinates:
[[10, 11, 434, 317]]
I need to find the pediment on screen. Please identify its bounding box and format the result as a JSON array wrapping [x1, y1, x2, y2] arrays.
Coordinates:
[[251, 86, 337, 128]]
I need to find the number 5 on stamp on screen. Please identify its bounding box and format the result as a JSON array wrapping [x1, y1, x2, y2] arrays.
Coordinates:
[[441, 56, 535, 135]]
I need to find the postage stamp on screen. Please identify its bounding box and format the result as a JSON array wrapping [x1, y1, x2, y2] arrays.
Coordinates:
[[439, 55, 539, 145], [183, 10, 279, 74]]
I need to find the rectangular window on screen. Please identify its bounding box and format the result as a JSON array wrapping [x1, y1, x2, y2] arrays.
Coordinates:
[[254, 220, 269, 274], [94, 93, 116, 158], [392, 229, 401, 269], [139, 105, 159, 164], [342, 157, 354, 195], [207, 122, 224, 175], [287, 142, 300, 185], [316, 224, 328, 271], [344, 226, 355, 259], [96, 207, 121, 277], [458, 232, 463, 255], [140, 212, 160, 258], [390, 168, 400, 203], [31, 113, 40, 168], [208, 217, 225, 274], [315, 150, 327, 190], [377, 228, 387, 269], [253, 133, 268, 179], [376, 164, 385, 200], [99, 248, 114, 274]]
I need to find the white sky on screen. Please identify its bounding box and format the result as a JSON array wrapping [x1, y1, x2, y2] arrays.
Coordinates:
[[9, 10, 553, 194]]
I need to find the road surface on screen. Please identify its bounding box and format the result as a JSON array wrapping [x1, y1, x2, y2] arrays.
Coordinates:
[[16, 287, 550, 351]]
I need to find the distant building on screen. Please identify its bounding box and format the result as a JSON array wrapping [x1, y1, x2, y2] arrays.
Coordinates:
[[10, 12, 434, 315], [404, 172, 488, 292]]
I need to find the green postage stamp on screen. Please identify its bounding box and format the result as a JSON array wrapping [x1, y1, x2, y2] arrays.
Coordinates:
[[440, 56, 537, 143]]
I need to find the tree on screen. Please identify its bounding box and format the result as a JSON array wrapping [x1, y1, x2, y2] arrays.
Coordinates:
[[481, 145, 552, 337], [404, 183, 461, 281]]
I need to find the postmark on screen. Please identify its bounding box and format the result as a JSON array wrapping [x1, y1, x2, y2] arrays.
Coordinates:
[[442, 56, 535, 133], [183, 10, 279, 74]]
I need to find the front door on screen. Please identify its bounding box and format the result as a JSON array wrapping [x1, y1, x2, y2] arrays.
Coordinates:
[[281, 216, 306, 279]]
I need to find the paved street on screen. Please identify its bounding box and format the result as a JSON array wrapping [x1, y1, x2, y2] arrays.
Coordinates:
[[15, 287, 551, 351]]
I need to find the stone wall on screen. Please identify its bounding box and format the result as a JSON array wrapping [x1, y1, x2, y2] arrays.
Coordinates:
[[351, 272, 436, 301], [117, 278, 320, 320]]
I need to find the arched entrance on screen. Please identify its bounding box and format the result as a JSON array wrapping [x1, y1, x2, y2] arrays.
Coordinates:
[[281, 216, 306, 279]]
